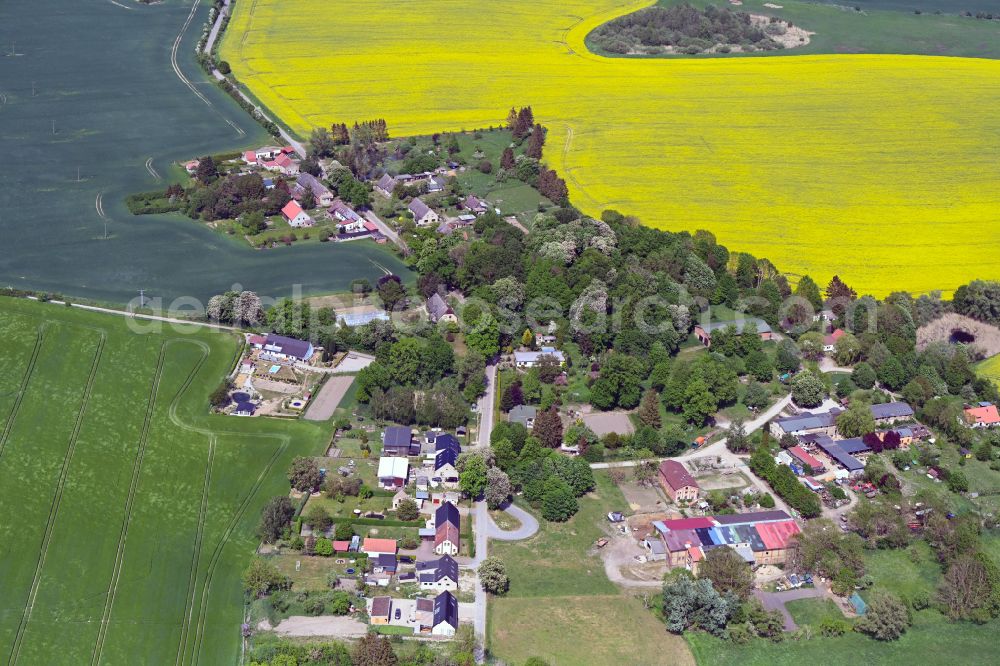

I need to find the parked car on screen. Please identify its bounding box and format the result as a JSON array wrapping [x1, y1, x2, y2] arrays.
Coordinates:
[[394, 608, 401, 620]]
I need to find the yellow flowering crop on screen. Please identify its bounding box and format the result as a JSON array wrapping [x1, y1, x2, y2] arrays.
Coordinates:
[[222, 0, 1000, 296]]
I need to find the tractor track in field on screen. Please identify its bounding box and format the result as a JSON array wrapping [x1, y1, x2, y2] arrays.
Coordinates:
[[162, 340, 290, 666], [175, 437, 215, 666], [0, 326, 45, 461], [90, 343, 168, 666], [145, 157, 161, 181], [188, 437, 287, 665], [7, 332, 106, 666]]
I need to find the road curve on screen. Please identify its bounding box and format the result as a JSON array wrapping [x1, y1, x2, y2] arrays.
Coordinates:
[[487, 502, 539, 541]]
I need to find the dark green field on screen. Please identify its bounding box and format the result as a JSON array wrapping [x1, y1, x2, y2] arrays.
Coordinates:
[[0, 0, 410, 306], [0, 297, 326, 664], [587, 0, 1000, 59]]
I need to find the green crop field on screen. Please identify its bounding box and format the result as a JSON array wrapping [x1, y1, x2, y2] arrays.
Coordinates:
[[0, 0, 410, 306], [0, 297, 326, 664]]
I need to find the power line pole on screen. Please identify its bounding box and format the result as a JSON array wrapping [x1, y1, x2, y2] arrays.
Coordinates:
[[138, 289, 146, 309]]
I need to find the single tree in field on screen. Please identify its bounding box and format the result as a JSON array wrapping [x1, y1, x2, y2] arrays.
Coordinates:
[[195, 155, 218, 183], [500, 147, 516, 170], [856, 591, 911, 641], [505, 106, 518, 129], [637, 389, 662, 428], [242, 557, 286, 598], [376, 274, 406, 312], [725, 418, 750, 453]]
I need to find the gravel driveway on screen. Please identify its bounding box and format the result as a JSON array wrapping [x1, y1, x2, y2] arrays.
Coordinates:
[[304, 375, 354, 421]]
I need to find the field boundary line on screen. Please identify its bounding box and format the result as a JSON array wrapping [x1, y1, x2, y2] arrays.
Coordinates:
[[175, 436, 216, 666], [0, 326, 44, 461], [90, 342, 168, 666], [7, 330, 106, 666]]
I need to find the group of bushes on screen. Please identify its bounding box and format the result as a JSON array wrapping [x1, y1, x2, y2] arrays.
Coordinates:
[[590, 3, 784, 55], [748, 445, 821, 517]]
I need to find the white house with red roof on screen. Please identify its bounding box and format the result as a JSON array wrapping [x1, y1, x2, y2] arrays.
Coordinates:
[[823, 328, 846, 353], [281, 200, 313, 228], [965, 402, 1000, 428]]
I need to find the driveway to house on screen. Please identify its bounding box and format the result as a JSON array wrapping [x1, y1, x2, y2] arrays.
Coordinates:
[[754, 587, 827, 632], [487, 503, 539, 541], [363, 210, 410, 255], [590, 394, 792, 470], [304, 375, 354, 421], [819, 357, 854, 373]]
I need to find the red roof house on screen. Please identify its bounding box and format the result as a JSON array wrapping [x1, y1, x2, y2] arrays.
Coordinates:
[[788, 445, 825, 472], [362, 538, 398, 555], [658, 460, 699, 503], [965, 403, 1000, 428], [755, 520, 801, 551], [657, 517, 715, 531], [823, 328, 846, 351], [243, 150, 258, 164]]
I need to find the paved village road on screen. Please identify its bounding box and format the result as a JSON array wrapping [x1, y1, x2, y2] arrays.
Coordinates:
[[487, 503, 539, 541]]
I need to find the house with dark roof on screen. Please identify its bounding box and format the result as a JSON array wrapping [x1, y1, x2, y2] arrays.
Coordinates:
[[427, 293, 457, 324], [375, 173, 398, 197], [294, 173, 334, 206], [770, 409, 842, 439], [870, 401, 914, 424], [815, 438, 865, 474], [416, 554, 459, 591], [370, 596, 392, 625], [694, 319, 773, 347], [658, 460, 699, 503], [433, 447, 460, 488], [434, 502, 461, 556], [462, 195, 487, 215], [409, 197, 439, 226], [508, 404, 537, 429], [432, 591, 459, 636], [382, 426, 419, 456], [373, 553, 398, 574], [427, 175, 447, 193], [256, 333, 314, 362]]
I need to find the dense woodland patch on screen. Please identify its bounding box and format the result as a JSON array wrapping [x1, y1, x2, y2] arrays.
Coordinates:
[[590, 3, 792, 55]]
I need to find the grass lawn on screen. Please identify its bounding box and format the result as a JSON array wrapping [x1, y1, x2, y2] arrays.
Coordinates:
[[0, 297, 328, 664], [492, 472, 626, 598], [489, 471, 694, 663], [785, 598, 849, 629], [491, 595, 693, 666], [268, 552, 341, 591], [686, 610, 1000, 665]]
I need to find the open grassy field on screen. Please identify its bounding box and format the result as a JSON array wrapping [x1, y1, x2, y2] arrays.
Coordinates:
[[222, 0, 1000, 297], [0, 0, 409, 306], [488, 472, 693, 664], [0, 297, 327, 664]]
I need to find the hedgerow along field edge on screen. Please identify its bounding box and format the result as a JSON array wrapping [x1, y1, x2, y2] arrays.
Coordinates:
[[0, 297, 327, 665], [221, 0, 1000, 297]]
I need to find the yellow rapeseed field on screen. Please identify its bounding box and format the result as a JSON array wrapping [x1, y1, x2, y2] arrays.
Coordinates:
[[222, 0, 1000, 296]]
